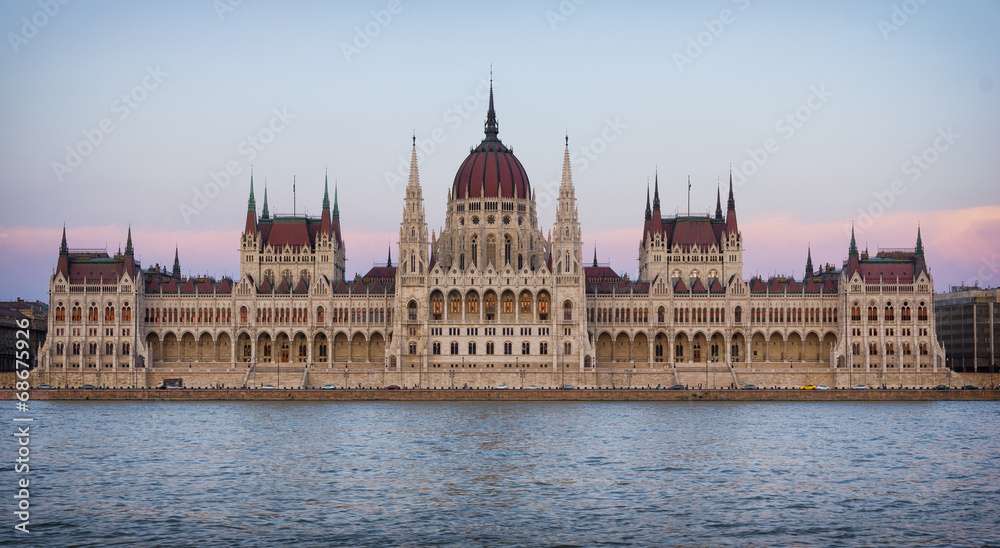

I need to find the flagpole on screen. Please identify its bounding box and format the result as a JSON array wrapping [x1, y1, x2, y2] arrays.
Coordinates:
[[687, 176, 691, 216], [293, 175, 296, 215]]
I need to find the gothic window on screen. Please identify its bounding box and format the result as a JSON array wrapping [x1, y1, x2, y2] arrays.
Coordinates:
[[851, 303, 861, 322], [537, 293, 550, 321], [487, 235, 497, 267], [502, 292, 514, 315], [518, 254, 523, 270], [408, 301, 417, 321], [471, 236, 478, 267], [504, 342, 512, 355], [868, 305, 878, 322], [449, 292, 461, 314], [410, 252, 415, 273], [917, 302, 928, 321], [519, 291, 532, 315], [459, 254, 465, 270], [105, 342, 114, 355], [504, 236, 512, 265], [901, 303, 911, 321], [56, 304, 66, 321], [658, 306, 665, 323], [885, 302, 894, 321], [432, 342, 441, 355], [734, 306, 742, 323], [540, 342, 548, 355], [105, 303, 115, 322], [468, 342, 477, 355], [430, 293, 444, 320], [521, 342, 530, 355], [317, 306, 325, 323], [563, 301, 573, 321], [409, 342, 417, 355], [467, 292, 480, 315], [565, 252, 570, 272]]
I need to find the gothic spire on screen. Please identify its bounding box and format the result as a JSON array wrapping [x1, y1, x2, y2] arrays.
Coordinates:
[[593, 246, 598, 268], [387, 246, 392, 267], [125, 225, 133, 256], [727, 168, 735, 211], [484, 72, 499, 141], [805, 245, 814, 278], [172, 246, 181, 279], [332, 183, 340, 221], [849, 225, 859, 257], [248, 167, 256, 212], [715, 180, 723, 220], [652, 170, 660, 211], [261, 181, 270, 220], [915, 224, 924, 256], [645, 181, 652, 221], [59, 224, 68, 256], [323, 169, 330, 211]]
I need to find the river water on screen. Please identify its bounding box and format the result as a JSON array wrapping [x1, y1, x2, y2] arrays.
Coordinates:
[[6, 401, 999, 547]]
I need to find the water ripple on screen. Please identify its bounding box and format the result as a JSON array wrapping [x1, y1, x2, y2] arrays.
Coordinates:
[[5, 401, 999, 547]]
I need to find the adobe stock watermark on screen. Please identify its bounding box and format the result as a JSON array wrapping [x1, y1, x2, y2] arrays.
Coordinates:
[[51, 65, 168, 182], [877, 0, 928, 41], [673, 0, 751, 73], [977, 255, 1000, 285], [383, 75, 494, 192], [731, 85, 833, 188], [340, 0, 405, 63], [849, 127, 959, 237], [7, 0, 70, 53], [536, 118, 628, 211], [546, 0, 585, 31], [179, 107, 296, 223], [213, 0, 243, 21]]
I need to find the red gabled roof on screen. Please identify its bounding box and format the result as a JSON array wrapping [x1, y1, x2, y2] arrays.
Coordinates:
[[673, 278, 688, 292], [275, 279, 291, 294], [690, 278, 707, 293], [216, 278, 232, 293], [804, 278, 821, 293], [749, 278, 767, 292], [258, 278, 273, 293], [162, 279, 178, 292], [293, 278, 309, 294], [859, 262, 914, 284], [786, 278, 802, 292], [709, 278, 725, 293], [180, 279, 196, 293], [333, 280, 349, 294], [351, 279, 367, 294], [198, 279, 214, 293]]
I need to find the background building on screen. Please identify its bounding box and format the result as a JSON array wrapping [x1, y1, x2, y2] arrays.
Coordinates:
[[935, 286, 999, 373]]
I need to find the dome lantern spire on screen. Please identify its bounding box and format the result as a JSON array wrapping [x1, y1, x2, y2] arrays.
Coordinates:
[[484, 72, 499, 141]]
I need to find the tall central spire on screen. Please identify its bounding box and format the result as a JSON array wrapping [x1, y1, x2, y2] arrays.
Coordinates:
[[484, 73, 499, 141]]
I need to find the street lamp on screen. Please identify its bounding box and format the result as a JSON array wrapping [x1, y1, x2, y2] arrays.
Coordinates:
[[626, 368, 633, 389]]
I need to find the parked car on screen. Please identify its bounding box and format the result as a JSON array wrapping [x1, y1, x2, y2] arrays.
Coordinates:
[[668, 384, 686, 390], [319, 384, 336, 390], [741, 384, 757, 390], [81, 384, 97, 389], [524, 385, 541, 390], [933, 385, 949, 390], [559, 384, 575, 390], [385, 385, 401, 390], [851, 385, 868, 390], [261, 385, 278, 389], [494, 384, 508, 389], [800, 385, 816, 390], [815, 385, 831, 390], [962, 385, 979, 390], [37, 384, 54, 389]]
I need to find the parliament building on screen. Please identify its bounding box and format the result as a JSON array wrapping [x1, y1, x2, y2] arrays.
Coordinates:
[[37, 85, 947, 388]]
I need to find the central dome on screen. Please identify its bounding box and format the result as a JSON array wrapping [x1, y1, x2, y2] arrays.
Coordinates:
[[451, 86, 531, 200]]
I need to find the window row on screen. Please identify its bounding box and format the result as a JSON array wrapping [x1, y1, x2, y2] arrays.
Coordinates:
[[54, 342, 131, 356], [56, 302, 132, 323]]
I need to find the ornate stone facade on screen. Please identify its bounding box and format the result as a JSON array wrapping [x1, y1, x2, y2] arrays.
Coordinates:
[[36, 85, 946, 388]]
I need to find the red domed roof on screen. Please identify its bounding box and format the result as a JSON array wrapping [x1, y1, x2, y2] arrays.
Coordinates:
[[451, 86, 530, 200]]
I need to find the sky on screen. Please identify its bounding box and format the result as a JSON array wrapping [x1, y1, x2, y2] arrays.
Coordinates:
[[1, 0, 998, 303]]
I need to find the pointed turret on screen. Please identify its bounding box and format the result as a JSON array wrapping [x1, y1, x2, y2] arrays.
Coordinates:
[[914, 224, 927, 276], [805, 245, 814, 278], [123, 225, 136, 276], [56, 224, 70, 277], [245, 171, 258, 235], [332, 184, 339, 221], [261, 182, 270, 220], [172, 246, 181, 279], [645, 182, 652, 221], [847, 225, 860, 277], [725, 170, 739, 235], [484, 75, 499, 141], [554, 135, 583, 278], [652, 170, 661, 212], [715, 181, 723, 220], [320, 170, 332, 236], [593, 247, 598, 268], [387, 246, 392, 267], [399, 135, 429, 277]]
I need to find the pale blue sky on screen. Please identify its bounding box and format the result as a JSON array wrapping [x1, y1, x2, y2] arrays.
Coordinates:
[[1, 0, 998, 301]]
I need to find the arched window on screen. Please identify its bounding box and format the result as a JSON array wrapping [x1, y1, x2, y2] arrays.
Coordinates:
[[658, 306, 665, 323], [885, 302, 894, 321], [564, 342, 572, 355], [504, 236, 512, 265], [519, 292, 532, 315], [537, 293, 550, 321], [563, 300, 573, 321], [901, 303, 911, 321], [487, 234, 497, 267], [408, 301, 417, 321], [917, 302, 928, 321], [105, 303, 115, 322], [471, 236, 478, 267], [410, 252, 415, 273], [734, 306, 742, 323]]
